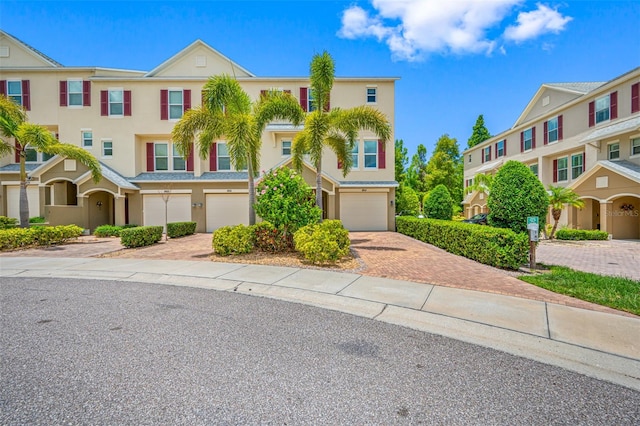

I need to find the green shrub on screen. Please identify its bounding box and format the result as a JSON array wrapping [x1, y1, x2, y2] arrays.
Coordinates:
[[395, 185, 420, 216], [94, 225, 122, 237], [120, 226, 163, 248], [423, 184, 453, 220], [0, 216, 19, 230], [294, 220, 350, 264], [212, 224, 255, 256], [488, 160, 548, 234], [396, 216, 528, 270], [0, 225, 83, 251], [29, 216, 46, 224], [555, 229, 609, 241], [167, 221, 197, 238], [254, 221, 292, 252], [255, 167, 321, 238]]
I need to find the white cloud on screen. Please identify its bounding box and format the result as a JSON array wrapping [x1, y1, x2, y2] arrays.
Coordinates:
[[338, 0, 572, 61], [504, 3, 573, 42]]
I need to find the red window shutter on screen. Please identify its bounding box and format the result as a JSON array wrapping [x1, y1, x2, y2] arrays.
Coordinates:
[[632, 83, 640, 113], [146, 143, 155, 172], [553, 159, 558, 183], [160, 89, 168, 120], [503, 139, 507, 156], [82, 81, 91, 106], [21, 80, 30, 111], [494, 144, 498, 157], [588, 101, 595, 127], [187, 143, 194, 172], [378, 139, 385, 169], [100, 90, 108, 116], [59, 81, 68, 106], [558, 115, 563, 140], [488, 147, 491, 161], [300, 87, 308, 112], [520, 131, 524, 152], [481, 148, 485, 163], [543, 121, 548, 145], [582, 152, 586, 172], [0, 80, 5, 96], [610, 91, 618, 120], [531, 126, 536, 149], [183, 89, 191, 112], [337, 159, 343, 169], [124, 90, 132, 116], [209, 143, 217, 172], [15, 141, 21, 163]]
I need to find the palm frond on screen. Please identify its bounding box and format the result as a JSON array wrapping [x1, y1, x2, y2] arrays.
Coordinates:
[[310, 51, 335, 113], [172, 107, 224, 159], [254, 91, 306, 130], [325, 133, 352, 176], [15, 123, 57, 151], [0, 95, 26, 138], [338, 106, 391, 142], [291, 131, 309, 172], [45, 143, 102, 183]]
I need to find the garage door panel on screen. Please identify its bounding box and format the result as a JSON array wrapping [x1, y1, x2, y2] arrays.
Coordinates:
[[7, 186, 39, 220], [340, 192, 387, 231], [143, 194, 191, 230], [206, 194, 249, 232]]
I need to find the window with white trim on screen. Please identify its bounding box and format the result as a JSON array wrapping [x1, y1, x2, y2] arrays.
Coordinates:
[[547, 117, 559, 143], [631, 138, 640, 156], [307, 88, 316, 112], [7, 80, 22, 106], [496, 140, 505, 158], [483, 146, 491, 162], [169, 90, 184, 120], [102, 140, 113, 157], [571, 154, 583, 179], [608, 142, 619, 160], [366, 87, 377, 103], [468, 154, 472, 163], [153, 143, 186, 171], [82, 130, 93, 148], [351, 143, 359, 169], [172, 145, 186, 170], [68, 79, 83, 106], [364, 140, 377, 168], [595, 95, 610, 124], [523, 128, 533, 151], [529, 164, 538, 177], [557, 157, 568, 182], [281, 140, 291, 156], [217, 143, 231, 171], [24, 148, 54, 163], [109, 90, 123, 116]]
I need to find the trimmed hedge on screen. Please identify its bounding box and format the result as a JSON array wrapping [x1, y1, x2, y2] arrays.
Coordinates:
[[167, 221, 197, 238], [396, 216, 528, 270], [94, 224, 139, 237], [555, 229, 609, 241], [294, 220, 350, 264], [212, 224, 255, 256], [0, 216, 19, 230], [0, 225, 83, 251], [120, 226, 163, 248]]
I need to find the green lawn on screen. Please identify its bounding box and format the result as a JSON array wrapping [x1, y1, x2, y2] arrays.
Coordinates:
[[519, 266, 640, 316]]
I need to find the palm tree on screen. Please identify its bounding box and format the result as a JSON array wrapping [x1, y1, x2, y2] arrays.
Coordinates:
[[292, 51, 391, 214], [0, 95, 102, 227], [171, 75, 304, 225], [464, 172, 494, 195], [547, 184, 585, 239]]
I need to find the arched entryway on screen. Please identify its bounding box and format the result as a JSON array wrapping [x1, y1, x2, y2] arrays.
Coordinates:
[[87, 191, 115, 232], [608, 195, 640, 239]]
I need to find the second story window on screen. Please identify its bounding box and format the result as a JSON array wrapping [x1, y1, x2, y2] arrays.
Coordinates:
[[556, 157, 568, 182], [217, 143, 231, 171], [595, 95, 610, 123], [109, 90, 123, 116], [571, 153, 584, 179], [161, 89, 191, 120], [364, 140, 378, 168], [366, 87, 377, 103], [102, 140, 113, 157], [169, 90, 183, 120], [281, 140, 291, 156], [101, 89, 131, 117], [60, 80, 90, 107], [68, 80, 83, 106], [82, 130, 93, 148], [546, 117, 558, 143], [529, 163, 538, 177], [482, 146, 491, 162], [608, 142, 620, 160], [352, 143, 359, 168], [495, 140, 505, 158], [589, 92, 617, 127], [632, 138, 640, 156], [522, 128, 534, 152]]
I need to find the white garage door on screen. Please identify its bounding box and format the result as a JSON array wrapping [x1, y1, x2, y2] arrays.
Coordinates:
[[6, 185, 40, 220], [340, 192, 388, 231], [143, 194, 191, 231], [206, 193, 249, 232]]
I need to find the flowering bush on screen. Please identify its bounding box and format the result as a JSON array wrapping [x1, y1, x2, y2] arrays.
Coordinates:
[[254, 221, 292, 252], [255, 167, 321, 239]]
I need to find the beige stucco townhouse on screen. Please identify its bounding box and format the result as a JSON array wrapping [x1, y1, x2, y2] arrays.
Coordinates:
[[0, 30, 398, 232], [463, 67, 640, 239]]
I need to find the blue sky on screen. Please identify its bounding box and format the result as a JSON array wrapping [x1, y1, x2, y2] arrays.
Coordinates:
[[2, 0, 639, 160]]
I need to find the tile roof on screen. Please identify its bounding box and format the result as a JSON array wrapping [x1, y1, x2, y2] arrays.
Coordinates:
[[100, 163, 138, 190], [0, 163, 40, 173], [580, 115, 640, 143], [339, 181, 399, 187], [129, 172, 248, 182], [545, 82, 606, 94], [1, 30, 63, 67], [600, 160, 640, 183]]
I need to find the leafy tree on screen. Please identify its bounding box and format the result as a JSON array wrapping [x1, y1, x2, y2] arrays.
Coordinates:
[[467, 114, 491, 148], [292, 51, 391, 215], [425, 134, 463, 205], [405, 143, 428, 194], [172, 76, 304, 225], [464, 172, 494, 195], [394, 139, 408, 185], [547, 185, 585, 239], [395, 184, 420, 216], [255, 166, 321, 239], [487, 160, 548, 234], [0, 95, 102, 228], [423, 184, 453, 220]]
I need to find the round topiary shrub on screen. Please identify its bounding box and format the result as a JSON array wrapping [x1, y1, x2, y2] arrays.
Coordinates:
[[423, 184, 453, 220], [395, 184, 420, 216], [487, 160, 548, 234], [294, 220, 350, 264]]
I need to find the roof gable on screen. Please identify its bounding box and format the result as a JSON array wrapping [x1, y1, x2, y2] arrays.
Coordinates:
[[0, 30, 62, 68], [145, 40, 254, 78]]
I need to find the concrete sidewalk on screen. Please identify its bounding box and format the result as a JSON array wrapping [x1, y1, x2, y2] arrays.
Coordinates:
[[1, 256, 639, 391]]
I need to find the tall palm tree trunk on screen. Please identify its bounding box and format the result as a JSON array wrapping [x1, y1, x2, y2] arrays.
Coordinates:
[[18, 151, 30, 228], [315, 157, 323, 221], [550, 209, 562, 239], [247, 156, 256, 225]]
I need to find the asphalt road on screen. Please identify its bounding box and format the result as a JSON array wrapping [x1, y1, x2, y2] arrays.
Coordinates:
[[2, 277, 639, 425]]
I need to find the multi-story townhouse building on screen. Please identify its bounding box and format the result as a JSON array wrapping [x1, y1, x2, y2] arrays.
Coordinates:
[[463, 67, 640, 239], [0, 31, 398, 232]]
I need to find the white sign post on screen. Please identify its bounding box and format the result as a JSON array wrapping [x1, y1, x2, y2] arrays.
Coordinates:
[[527, 216, 538, 270]]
